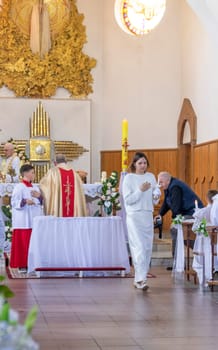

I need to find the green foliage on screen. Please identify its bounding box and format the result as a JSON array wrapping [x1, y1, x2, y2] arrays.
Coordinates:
[[0, 275, 14, 299], [24, 306, 38, 334], [193, 217, 208, 237], [0, 275, 38, 331], [98, 171, 121, 215], [172, 214, 184, 225], [1, 205, 12, 242]]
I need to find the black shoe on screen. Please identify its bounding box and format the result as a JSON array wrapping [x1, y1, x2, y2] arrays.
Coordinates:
[[166, 266, 173, 271]]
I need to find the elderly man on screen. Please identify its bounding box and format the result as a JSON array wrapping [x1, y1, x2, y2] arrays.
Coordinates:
[[40, 154, 87, 217], [0, 143, 20, 183], [155, 171, 203, 270]]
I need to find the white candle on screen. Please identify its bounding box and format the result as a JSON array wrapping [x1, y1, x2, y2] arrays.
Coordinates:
[[194, 200, 198, 209], [101, 171, 107, 182]]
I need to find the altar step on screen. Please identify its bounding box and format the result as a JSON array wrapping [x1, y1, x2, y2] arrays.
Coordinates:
[[151, 234, 194, 267], [151, 235, 172, 267]]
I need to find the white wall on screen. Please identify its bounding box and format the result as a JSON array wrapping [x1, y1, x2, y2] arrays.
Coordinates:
[[78, 0, 182, 180], [2, 0, 216, 181], [182, 0, 218, 144]]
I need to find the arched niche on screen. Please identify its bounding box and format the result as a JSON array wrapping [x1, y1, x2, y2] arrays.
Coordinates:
[[177, 98, 197, 185], [177, 98, 197, 146]]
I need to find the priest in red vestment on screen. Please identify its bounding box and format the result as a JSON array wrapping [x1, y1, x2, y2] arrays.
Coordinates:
[[10, 164, 43, 271], [39, 154, 87, 217]]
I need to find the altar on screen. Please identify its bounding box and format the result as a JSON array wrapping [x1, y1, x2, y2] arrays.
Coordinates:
[[0, 182, 102, 215], [27, 216, 130, 277]]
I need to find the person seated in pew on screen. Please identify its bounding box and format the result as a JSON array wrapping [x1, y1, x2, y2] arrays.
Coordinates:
[[10, 164, 43, 273], [193, 189, 218, 227], [40, 154, 87, 217], [192, 189, 218, 277]]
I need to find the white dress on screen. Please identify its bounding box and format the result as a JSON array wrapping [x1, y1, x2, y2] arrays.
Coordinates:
[[122, 172, 160, 283], [210, 194, 218, 270]]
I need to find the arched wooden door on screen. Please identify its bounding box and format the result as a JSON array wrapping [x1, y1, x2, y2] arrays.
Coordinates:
[[177, 99, 197, 186]]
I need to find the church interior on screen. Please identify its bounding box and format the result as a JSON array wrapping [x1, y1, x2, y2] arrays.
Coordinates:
[[0, 0, 218, 349]]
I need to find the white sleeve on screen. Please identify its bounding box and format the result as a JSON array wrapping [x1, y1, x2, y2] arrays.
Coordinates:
[[193, 205, 211, 222], [151, 174, 161, 205], [12, 157, 20, 182], [210, 201, 218, 225], [122, 175, 142, 206], [11, 185, 24, 210]]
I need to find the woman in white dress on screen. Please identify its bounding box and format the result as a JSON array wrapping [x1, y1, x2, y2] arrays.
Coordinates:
[[122, 152, 160, 290]]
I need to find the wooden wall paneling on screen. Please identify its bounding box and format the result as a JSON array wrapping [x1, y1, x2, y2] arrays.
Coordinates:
[[193, 146, 201, 200], [193, 145, 207, 202], [201, 144, 209, 203], [208, 142, 218, 190], [101, 151, 121, 178], [193, 140, 218, 205]]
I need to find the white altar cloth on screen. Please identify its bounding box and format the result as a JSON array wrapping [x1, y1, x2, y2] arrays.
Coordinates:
[[28, 216, 130, 276], [0, 182, 101, 216], [0, 183, 101, 198]]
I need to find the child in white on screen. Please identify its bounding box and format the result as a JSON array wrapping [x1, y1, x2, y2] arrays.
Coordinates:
[[192, 190, 218, 283], [210, 193, 218, 226], [10, 164, 43, 270]]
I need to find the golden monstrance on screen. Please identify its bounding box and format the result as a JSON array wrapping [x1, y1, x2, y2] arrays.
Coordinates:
[[0, 101, 88, 183]]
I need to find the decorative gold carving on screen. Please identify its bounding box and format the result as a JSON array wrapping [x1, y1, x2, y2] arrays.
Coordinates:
[[0, 0, 96, 98], [30, 139, 51, 161], [54, 141, 88, 162], [0, 101, 89, 182], [30, 101, 50, 137], [10, 0, 71, 39]]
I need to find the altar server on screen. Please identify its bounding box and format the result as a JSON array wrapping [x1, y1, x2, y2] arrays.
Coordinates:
[[122, 152, 160, 290], [40, 154, 86, 217], [10, 164, 43, 271]]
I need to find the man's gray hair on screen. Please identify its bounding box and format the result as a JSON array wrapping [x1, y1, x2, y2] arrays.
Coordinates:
[[55, 154, 66, 164], [158, 171, 172, 180]]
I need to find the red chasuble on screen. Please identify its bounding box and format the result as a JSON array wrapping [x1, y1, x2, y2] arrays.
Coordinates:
[[59, 168, 75, 217]]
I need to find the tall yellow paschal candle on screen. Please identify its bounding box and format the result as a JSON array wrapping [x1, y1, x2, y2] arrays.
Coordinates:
[[122, 119, 128, 172]]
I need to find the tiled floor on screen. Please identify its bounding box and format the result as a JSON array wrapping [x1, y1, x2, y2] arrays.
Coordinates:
[[6, 266, 218, 350]]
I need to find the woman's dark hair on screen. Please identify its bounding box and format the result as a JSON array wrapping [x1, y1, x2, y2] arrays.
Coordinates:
[[129, 152, 149, 173], [20, 164, 34, 176]]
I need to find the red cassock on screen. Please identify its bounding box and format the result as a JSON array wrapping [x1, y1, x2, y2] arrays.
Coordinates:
[[10, 229, 32, 268], [10, 180, 43, 268]]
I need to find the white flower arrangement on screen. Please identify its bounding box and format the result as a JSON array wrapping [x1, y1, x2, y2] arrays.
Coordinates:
[[0, 275, 39, 349], [193, 217, 208, 237], [172, 214, 184, 225], [1, 205, 12, 242], [98, 171, 121, 215]]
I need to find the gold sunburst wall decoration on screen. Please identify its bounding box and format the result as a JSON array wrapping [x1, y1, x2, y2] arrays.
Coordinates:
[[10, 0, 71, 39], [0, 0, 96, 98]]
